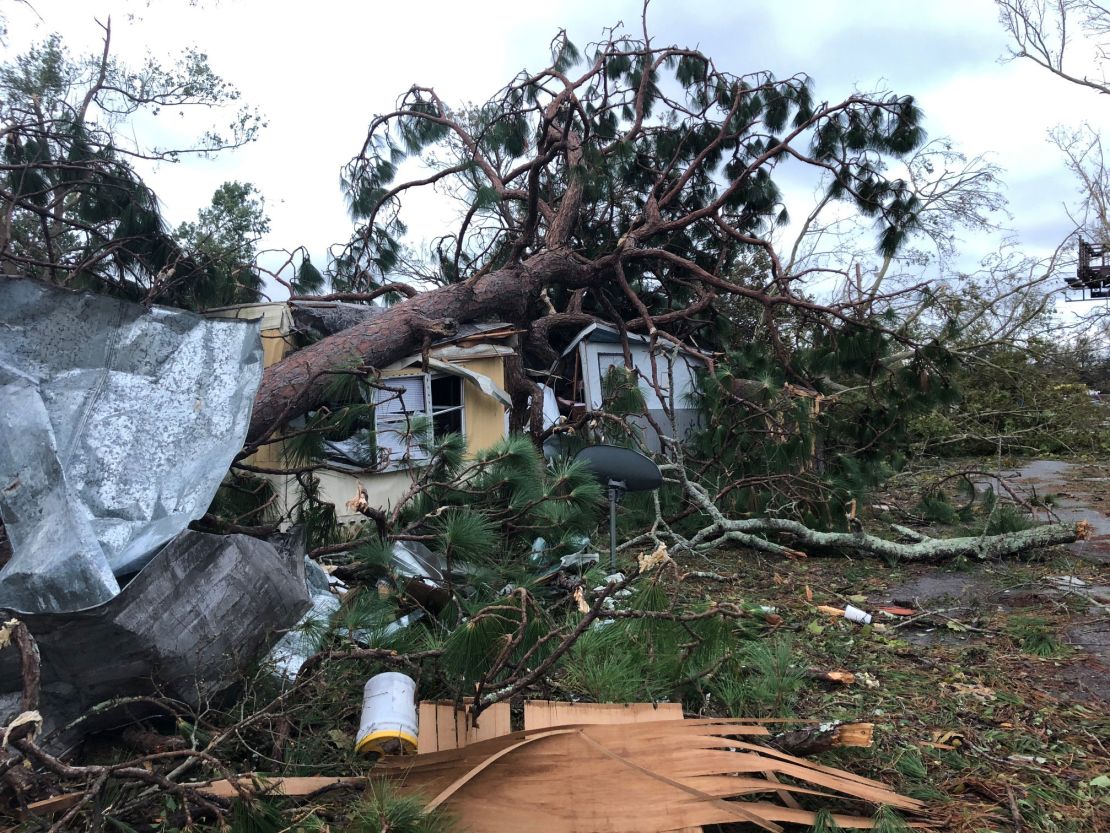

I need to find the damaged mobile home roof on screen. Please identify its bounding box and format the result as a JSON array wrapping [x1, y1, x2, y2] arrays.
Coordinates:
[[559, 322, 711, 363]]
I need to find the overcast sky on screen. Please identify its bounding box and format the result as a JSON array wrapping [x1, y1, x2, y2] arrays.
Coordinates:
[[6, 0, 1109, 296]]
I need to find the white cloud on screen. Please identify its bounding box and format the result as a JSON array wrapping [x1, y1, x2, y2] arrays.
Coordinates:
[[5, 0, 1107, 291]]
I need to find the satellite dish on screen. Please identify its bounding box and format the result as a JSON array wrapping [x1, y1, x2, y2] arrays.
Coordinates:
[[573, 445, 663, 571], [574, 445, 663, 492]]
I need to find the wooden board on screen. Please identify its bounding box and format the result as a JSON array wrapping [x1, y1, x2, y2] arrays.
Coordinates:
[[524, 700, 684, 730], [377, 721, 929, 833], [523, 702, 698, 833], [417, 701, 512, 753]]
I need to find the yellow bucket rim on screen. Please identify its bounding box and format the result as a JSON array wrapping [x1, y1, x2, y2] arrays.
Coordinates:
[[355, 728, 418, 755]]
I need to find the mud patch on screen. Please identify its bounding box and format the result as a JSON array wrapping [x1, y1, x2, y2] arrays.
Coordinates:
[[896, 625, 980, 647], [874, 564, 1109, 700], [878, 571, 996, 606], [1054, 663, 1110, 701], [1067, 621, 1110, 665]]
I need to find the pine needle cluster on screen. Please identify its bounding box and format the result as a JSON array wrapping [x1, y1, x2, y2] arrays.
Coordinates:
[[691, 323, 959, 530]]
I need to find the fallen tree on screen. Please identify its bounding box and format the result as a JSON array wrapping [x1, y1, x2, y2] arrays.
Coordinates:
[[247, 23, 931, 443], [239, 20, 1075, 564], [629, 464, 1084, 561]]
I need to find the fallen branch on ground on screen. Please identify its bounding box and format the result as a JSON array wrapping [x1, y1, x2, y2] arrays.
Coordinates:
[[635, 464, 1084, 562]]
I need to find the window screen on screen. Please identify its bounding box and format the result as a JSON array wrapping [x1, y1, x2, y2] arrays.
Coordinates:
[[375, 375, 431, 464]]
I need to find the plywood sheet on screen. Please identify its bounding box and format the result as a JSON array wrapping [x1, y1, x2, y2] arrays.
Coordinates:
[[524, 700, 683, 730], [417, 701, 512, 753]]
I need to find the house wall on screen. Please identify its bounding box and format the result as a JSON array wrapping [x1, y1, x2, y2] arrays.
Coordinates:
[[457, 355, 508, 454], [579, 341, 704, 451], [204, 304, 293, 470], [252, 329, 293, 469], [316, 468, 416, 522], [205, 303, 512, 520]]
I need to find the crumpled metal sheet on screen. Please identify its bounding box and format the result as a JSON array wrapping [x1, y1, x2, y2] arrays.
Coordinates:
[[268, 557, 343, 682], [0, 529, 310, 748], [0, 278, 263, 613], [268, 555, 427, 683]]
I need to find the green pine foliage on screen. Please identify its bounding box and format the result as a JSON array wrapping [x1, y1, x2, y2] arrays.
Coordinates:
[[808, 808, 843, 833], [691, 324, 958, 530], [708, 635, 806, 718], [602, 365, 648, 418], [434, 508, 496, 564], [294, 474, 341, 551], [564, 577, 761, 707], [396, 434, 603, 571], [205, 472, 279, 528], [913, 483, 1035, 536], [870, 804, 911, 833], [228, 798, 286, 833], [1005, 615, 1065, 657], [339, 781, 457, 833], [294, 254, 326, 294]]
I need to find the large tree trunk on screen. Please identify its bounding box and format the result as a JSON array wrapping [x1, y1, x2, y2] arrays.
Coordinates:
[[247, 251, 606, 444]]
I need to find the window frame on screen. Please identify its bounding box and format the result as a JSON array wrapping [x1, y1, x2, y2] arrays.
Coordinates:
[[373, 371, 466, 471]]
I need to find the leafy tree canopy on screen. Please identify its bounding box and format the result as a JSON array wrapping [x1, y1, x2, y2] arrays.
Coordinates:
[[0, 24, 263, 306]]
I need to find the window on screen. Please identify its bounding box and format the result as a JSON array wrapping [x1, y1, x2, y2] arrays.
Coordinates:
[[597, 350, 671, 408], [430, 375, 464, 437], [373, 373, 464, 468]]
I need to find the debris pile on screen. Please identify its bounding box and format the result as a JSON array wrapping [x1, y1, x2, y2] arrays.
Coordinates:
[[0, 280, 309, 743]]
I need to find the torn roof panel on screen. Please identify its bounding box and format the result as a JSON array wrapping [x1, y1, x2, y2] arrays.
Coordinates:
[[0, 278, 264, 613], [442, 322, 519, 342], [559, 323, 710, 362]]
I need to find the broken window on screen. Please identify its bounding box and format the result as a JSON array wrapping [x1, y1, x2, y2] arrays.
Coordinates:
[[312, 372, 467, 470], [597, 351, 671, 406], [430, 375, 464, 438], [373, 373, 465, 468], [374, 375, 431, 466]]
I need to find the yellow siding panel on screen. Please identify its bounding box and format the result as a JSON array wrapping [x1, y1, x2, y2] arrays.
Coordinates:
[[455, 356, 506, 455]]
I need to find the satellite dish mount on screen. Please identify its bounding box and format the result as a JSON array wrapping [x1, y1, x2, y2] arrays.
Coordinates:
[[573, 445, 663, 572]]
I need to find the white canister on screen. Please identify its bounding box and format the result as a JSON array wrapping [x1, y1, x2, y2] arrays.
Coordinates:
[[355, 672, 418, 755], [843, 605, 873, 625]]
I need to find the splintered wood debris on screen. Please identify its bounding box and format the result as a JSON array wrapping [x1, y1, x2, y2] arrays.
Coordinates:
[[28, 704, 927, 831], [377, 710, 927, 832]]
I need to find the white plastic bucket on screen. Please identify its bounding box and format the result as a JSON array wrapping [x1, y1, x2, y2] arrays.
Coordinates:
[[355, 672, 418, 755], [843, 605, 873, 625]]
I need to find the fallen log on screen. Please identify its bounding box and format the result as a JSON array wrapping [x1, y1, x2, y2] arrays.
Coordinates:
[[748, 517, 1083, 561], [671, 466, 1083, 561]]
